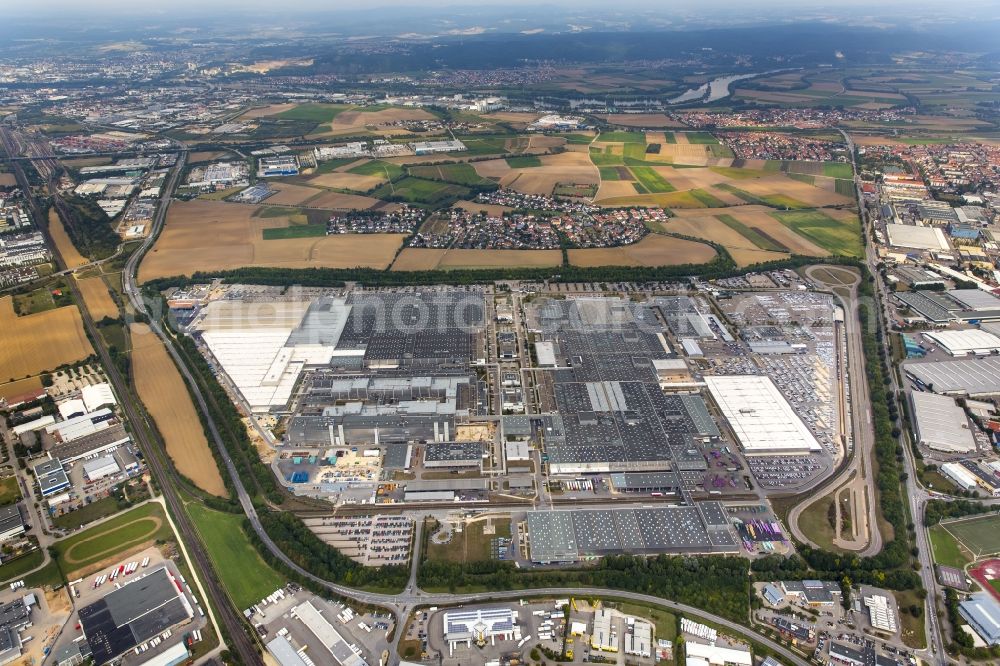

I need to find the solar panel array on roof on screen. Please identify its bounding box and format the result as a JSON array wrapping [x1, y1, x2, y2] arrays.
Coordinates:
[[526, 503, 738, 563]]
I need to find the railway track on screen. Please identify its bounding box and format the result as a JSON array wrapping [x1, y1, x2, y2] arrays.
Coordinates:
[[0, 135, 265, 666]]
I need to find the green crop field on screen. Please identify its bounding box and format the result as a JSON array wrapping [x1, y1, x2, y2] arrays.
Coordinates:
[[559, 134, 595, 145], [771, 209, 862, 257], [262, 225, 327, 240], [598, 131, 645, 143], [708, 166, 763, 180], [348, 160, 403, 179], [715, 184, 810, 210], [590, 147, 624, 166], [941, 514, 1000, 558], [275, 103, 352, 124], [623, 143, 650, 161], [54, 503, 173, 572], [454, 135, 510, 156], [835, 179, 856, 197], [630, 166, 676, 193], [685, 132, 720, 144], [505, 155, 542, 168], [188, 504, 285, 609], [409, 163, 492, 186], [823, 162, 854, 179], [662, 132, 677, 144], [786, 172, 816, 185], [374, 177, 470, 204]]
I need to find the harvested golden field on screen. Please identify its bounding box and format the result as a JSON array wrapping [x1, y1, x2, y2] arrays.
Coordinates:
[[595, 181, 640, 200], [266, 182, 384, 209], [482, 112, 543, 125], [662, 214, 788, 267], [0, 376, 44, 403], [0, 174, 16, 187], [138, 199, 404, 281], [603, 114, 686, 128], [48, 209, 88, 268], [238, 103, 297, 119], [528, 135, 566, 150], [0, 297, 93, 381], [500, 154, 599, 196], [308, 172, 384, 191], [75, 276, 118, 320], [453, 201, 514, 216], [540, 151, 593, 167], [472, 159, 513, 179], [327, 107, 436, 135], [130, 323, 227, 497], [673, 133, 690, 144], [645, 132, 670, 144], [568, 234, 716, 267], [391, 248, 562, 271], [734, 176, 854, 207]]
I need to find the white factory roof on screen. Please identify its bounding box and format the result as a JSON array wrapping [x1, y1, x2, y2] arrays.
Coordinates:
[[948, 289, 1000, 311], [292, 601, 368, 666], [535, 341, 556, 367], [684, 642, 752, 666], [704, 375, 821, 453], [885, 224, 951, 251], [941, 462, 979, 491], [910, 392, 975, 453], [924, 329, 1000, 356], [81, 382, 117, 412], [58, 398, 87, 420]]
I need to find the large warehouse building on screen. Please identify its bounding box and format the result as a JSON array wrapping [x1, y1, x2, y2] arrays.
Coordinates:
[[78, 567, 194, 664], [885, 224, 951, 251], [704, 375, 821, 454], [923, 329, 1000, 357], [905, 358, 1000, 396], [910, 391, 976, 453]]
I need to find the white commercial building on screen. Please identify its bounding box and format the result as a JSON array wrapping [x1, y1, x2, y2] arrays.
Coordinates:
[[910, 391, 976, 453], [81, 382, 117, 412], [291, 601, 368, 666], [885, 224, 951, 251], [591, 608, 617, 652], [924, 329, 1000, 357], [704, 375, 821, 454], [83, 455, 120, 482], [864, 594, 898, 633], [624, 619, 652, 658], [684, 642, 752, 666], [442, 608, 516, 653], [941, 462, 979, 492], [58, 398, 87, 420]]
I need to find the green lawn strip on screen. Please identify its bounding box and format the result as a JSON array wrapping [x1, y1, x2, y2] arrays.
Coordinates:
[[54, 503, 173, 572], [348, 160, 404, 179], [313, 158, 362, 174], [187, 503, 286, 610], [689, 189, 727, 207], [505, 155, 542, 168], [0, 550, 45, 584], [52, 496, 123, 530], [0, 477, 20, 506], [822, 162, 854, 179], [598, 131, 645, 143], [786, 172, 816, 185], [684, 132, 720, 144], [770, 209, 862, 256], [598, 166, 622, 181], [629, 166, 676, 193], [262, 225, 327, 240], [716, 214, 787, 252], [708, 166, 763, 180], [928, 525, 971, 569]]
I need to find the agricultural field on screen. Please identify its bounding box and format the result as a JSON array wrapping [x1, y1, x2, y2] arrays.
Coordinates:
[[597, 131, 646, 143], [308, 171, 385, 192], [629, 166, 675, 193], [603, 114, 686, 128], [130, 322, 228, 496], [373, 177, 471, 204], [408, 163, 493, 186], [567, 233, 717, 267], [391, 248, 562, 271], [238, 103, 298, 119], [663, 206, 829, 267], [54, 502, 173, 576], [47, 209, 88, 268], [771, 209, 862, 257], [348, 159, 404, 179], [0, 376, 43, 403], [275, 103, 353, 124], [495, 151, 599, 196], [187, 503, 285, 609], [324, 107, 437, 136], [505, 155, 543, 168], [0, 296, 93, 382], [75, 276, 118, 320], [138, 199, 404, 280]]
